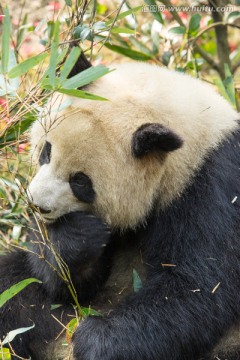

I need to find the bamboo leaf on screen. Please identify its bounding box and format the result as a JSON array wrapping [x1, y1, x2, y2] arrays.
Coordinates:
[[188, 14, 201, 36], [59, 47, 81, 84], [0, 115, 37, 148], [8, 49, 17, 71], [227, 11, 240, 21], [11, 225, 22, 241], [57, 88, 108, 101], [73, 25, 93, 41], [66, 318, 78, 342], [144, 0, 163, 23], [0, 348, 11, 360], [9, 53, 48, 78], [213, 78, 232, 105], [62, 65, 112, 89], [49, 20, 60, 88], [0, 74, 16, 96], [16, 13, 28, 48], [213, 66, 237, 109], [129, 37, 152, 55], [8, 50, 20, 92], [1, 324, 35, 346], [81, 307, 101, 316], [1, 7, 11, 74], [41, 46, 69, 81], [104, 43, 152, 61], [169, 26, 186, 35], [223, 64, 237, 109], [50, 304, 63, 310], [106, 6, 143, 25], [93, 21, 106, 30], [65, 0, 72, 6], [0, 278, 42, 308], [111, 27, 136, 34], [133, 269, 143, 292]]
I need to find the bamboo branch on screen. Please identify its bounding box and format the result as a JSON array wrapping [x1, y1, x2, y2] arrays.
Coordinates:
[[232, 59, 240, 74], [194, 45, 220, 73], [208, 0, 230, 79], [158, 0, 184, 26]]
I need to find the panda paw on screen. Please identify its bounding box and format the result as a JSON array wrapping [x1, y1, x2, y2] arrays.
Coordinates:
[[47, 211, 111, 263], [73, 316, 115, 360], [52, 211, 110, 237]]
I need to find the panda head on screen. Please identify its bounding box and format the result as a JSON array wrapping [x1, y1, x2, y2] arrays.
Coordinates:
[[27, 62, 238, 229]]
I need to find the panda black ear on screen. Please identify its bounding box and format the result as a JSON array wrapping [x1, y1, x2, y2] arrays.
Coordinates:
[[132, 123, 183, 158], [67, 44, 92, 79]]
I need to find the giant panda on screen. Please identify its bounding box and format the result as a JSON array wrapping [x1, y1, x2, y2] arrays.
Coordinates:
[[0, 52, 239, 360]]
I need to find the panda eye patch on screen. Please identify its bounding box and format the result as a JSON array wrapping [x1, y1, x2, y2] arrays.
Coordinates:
[[69, 172, 95, 204], [39, 141, 52, 166]]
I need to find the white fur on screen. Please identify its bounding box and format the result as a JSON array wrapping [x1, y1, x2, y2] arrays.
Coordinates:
[[28, 62, 239, 228], [27, 164, 89, 221]]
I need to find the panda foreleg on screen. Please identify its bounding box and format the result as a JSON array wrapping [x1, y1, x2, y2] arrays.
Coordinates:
[[73, 274, 238, 360], [28, 211, 112, 303], [0, 249, 66, 360], [0, 211, 111, 359]]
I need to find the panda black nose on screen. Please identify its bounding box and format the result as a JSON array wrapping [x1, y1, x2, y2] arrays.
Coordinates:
[[38, 207, 51, 214]]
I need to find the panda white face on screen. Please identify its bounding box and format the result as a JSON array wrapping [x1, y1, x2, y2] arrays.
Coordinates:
[[28, 104, 168, 228], [28, 62, 238, 228], [27, 141, 93, 222]]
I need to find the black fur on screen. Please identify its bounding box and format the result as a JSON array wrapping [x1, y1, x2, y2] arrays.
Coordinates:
[[39, 141, 52, 166], [69, 172, 95, 204], [73, 128, 240, 360], [132, 123, 183, 157], [68, 45, 92, 79], [0, 126, 239, 359], [0, 212, 111, 360]]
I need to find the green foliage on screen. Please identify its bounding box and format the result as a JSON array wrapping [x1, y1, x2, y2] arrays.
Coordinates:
[[66, 318, 78, 341], [0, 276, 101, 347], [105, 44, 153, 60], [65, 308, 101, 341], [56, 88, 108, 101], [214, 64, 237, 109], [0, 278, 42, 308], [169, 26, 186, 35], [49, 20, 60, 87], [133, 269, 143, 293], [58, 65, 112, 90], [111, 27, 136, 35], [188, 14, 201, 36], [106, 6, 143, 25], [16, 13, 28, 49], [0, 174, 29, 240], [65, 0, 72, 6], [1, 8, 11, 74], [227, 11, 240, 21], [1, 324, 35, 346], [0, 347, 11, 360], [0, 6, 114, 170], [9, 53, 48, 79], [41, 61, 112, 99], [222, 64, 237, 108], [59, 47, 81, 83], [81, 307, 101, 317], [0, 114, 36, 148], [74, 24, 94, 41], [144, 0, 163, 24]]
